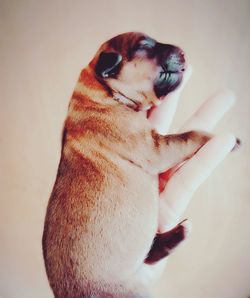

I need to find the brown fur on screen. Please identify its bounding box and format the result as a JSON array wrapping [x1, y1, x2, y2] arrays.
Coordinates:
[[42, 32, 211, 297]]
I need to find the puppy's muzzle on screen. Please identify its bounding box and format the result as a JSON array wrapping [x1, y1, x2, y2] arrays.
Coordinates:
[[154, 44, 186, 98]]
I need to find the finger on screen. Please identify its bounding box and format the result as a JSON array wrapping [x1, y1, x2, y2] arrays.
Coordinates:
[[148, 65, 192, 134], [158, 133, 237, 232], [180, 90, 235, 132], [159, 90, 236, 227], [159, 91, 236, 193]]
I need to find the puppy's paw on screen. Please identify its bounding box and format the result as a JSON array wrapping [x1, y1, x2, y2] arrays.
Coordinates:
[[144, 220, 190, 265]]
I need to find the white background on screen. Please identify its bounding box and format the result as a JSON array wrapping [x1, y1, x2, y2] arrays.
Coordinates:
[[1, 1, 250, 297]]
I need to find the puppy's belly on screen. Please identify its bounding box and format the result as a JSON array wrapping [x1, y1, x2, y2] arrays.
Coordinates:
[[45, 155, 158, 289], [80, 162, 158, 281]]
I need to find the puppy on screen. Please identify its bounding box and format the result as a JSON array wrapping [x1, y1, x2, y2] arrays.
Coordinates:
[[42, 32, 213, 297]]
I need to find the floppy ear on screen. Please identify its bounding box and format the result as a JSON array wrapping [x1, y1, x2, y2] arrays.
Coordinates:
[[95, 52, 122, 78]]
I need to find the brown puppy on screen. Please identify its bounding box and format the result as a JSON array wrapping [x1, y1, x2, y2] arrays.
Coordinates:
[[42, 32, 212, 298]]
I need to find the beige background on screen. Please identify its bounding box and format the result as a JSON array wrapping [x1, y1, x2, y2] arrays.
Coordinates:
[[1, 0, 250, 297]]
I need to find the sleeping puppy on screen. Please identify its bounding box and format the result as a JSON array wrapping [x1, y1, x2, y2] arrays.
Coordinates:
[[42, 32, 213, 298]]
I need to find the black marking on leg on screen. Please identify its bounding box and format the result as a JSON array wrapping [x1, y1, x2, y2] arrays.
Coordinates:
[[144, 222, 186, 265]]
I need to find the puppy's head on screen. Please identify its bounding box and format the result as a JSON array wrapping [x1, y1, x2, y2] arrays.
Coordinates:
[[91, 32, 186, 111]]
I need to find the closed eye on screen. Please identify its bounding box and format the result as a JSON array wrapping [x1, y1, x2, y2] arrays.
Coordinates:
[[129, 37, 156, 60], [138, 38, 156, 50]]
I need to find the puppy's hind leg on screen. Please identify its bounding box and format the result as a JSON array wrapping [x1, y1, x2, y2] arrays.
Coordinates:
[[144, 220, 189, 264]]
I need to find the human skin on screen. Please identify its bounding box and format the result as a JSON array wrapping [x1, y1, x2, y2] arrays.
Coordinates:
[[138, 66, 238, 285]]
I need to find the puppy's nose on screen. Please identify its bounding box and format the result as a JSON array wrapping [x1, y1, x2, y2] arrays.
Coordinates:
[[155, 43, 186, 72], [165, 50, 186, 73]]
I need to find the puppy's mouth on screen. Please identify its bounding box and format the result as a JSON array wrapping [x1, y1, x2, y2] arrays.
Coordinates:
[[154, 47, 186, 98], [154, 69, 185, 98]]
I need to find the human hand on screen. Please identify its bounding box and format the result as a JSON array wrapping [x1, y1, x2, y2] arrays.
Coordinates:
[[137, 66, 238, 284]]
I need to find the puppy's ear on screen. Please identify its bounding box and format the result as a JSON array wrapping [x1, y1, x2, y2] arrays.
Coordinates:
[[95, 52, 122, 78]]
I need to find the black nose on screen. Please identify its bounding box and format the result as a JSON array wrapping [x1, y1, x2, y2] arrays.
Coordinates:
[[164, 49, 185, 73], [154, 43, 186, 98], [155, 43, 186, 72]]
